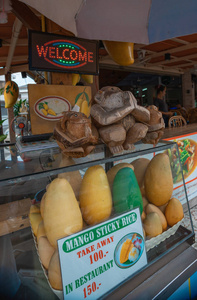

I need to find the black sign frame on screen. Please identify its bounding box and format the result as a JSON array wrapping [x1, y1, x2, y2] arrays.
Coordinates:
[[28, 30, 99, 75]]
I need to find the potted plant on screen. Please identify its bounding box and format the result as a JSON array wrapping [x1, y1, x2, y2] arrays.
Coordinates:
[[0, 119, 7, 143], [13, 99, 29, 117]]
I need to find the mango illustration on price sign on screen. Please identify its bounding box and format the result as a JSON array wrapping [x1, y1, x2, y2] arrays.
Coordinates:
[[58, 208, 147, 299]]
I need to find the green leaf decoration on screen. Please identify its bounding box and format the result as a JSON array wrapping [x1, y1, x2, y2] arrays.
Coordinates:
[[0, 134, 7, 142], [6, 85, 10, 92], [13, 84, 18, 92], [75, 92, 83, 104], [10, 91, 14, 96], [83, 92, 90, 105], [0, 119, 7, 126], [74, 91, 89, 105], [39, 103, 44, 109]]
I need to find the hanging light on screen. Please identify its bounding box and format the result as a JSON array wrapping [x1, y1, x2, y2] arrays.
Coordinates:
[[0, 0, 8, 24]]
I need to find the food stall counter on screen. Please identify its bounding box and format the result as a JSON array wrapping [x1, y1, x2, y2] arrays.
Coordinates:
[[163, 123, 197, 139]]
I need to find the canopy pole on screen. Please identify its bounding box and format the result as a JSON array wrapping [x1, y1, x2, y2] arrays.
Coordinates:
[[5, 72, 15, 143], [41, 15, 48, 85]]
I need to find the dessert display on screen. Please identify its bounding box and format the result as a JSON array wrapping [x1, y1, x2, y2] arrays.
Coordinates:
[[29, 150, 184, 295]]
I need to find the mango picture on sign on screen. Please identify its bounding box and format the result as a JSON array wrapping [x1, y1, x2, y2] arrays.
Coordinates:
[[34, 96, 71, 121], [114, 233, 144, 268]]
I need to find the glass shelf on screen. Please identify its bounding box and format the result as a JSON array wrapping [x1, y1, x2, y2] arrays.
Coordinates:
[[0, 140, 176, 186]]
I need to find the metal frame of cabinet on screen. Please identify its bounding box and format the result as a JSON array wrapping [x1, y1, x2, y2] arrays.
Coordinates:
[[0, 140, 195, 299]]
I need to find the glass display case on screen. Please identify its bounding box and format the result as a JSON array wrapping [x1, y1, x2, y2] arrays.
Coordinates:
[[0, 140, 195, 300]]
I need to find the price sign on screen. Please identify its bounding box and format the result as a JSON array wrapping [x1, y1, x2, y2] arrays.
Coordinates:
[[58, 208, 147, 299]]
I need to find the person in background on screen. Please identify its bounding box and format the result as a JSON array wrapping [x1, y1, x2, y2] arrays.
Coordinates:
[[154, 84, 173, 127]]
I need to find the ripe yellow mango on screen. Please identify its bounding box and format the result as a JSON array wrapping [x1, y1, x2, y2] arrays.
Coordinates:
[[131, 158, 150, 189], [41, 108, 48, 116], [75, 97, 84, 109], [142, 196, 149, 210], [4, 81, 19, 108], [103, 41, 134, 66], [146, 203, 167, 231], [37, 221, 46, 242], [43, 178, 83, 248], [48, 250, 62, 290], [119, 239, 132, 264], [141, 211, 146, 222], [107, 162, 134, 191], [29, 212, 43, 236], [143, 212, 163, 238], [48, 109, 56, 116], [81, 74, 93, 84], [58, 156, 82, 200], [43, 103, 48, 110], [80, 100, 90, 118], [144, 153, 173, 206], [38, 236, 55, 270], [72, 73, 80, 86], [79, 165, 112, 225], [29, 203, 40, 214], [165, 198, 184, 227], [40, 192, 46, 219]]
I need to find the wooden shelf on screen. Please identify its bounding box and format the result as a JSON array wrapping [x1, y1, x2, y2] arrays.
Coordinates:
[[0, 198, 31, 236]]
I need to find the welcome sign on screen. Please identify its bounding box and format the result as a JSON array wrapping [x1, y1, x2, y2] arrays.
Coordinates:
[[28, 30, 99, 74], [58, 209, 147, 299]]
